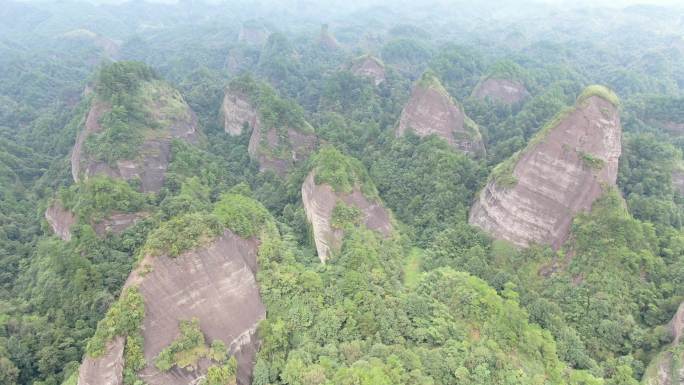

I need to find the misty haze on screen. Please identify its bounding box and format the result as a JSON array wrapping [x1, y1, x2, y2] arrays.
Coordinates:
[[1, 1, 684, 385]]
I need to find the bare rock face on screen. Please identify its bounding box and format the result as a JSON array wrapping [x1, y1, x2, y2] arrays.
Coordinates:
[[45, 201, 76, 241], [642, 302, 684, 385], [77, 336, 126, 385], [71, 85, 199, 193], [673, 169, 684, 195], [350, 55, 385, 86], [318, 24, 340, 50], [93, 212, 148, 237], [469, 90, 622, 249], [396, 72, 485, 157], [221, 88, 260, 136], [302, 173, 392, 263], [248, 125, 317, 177], [77, 230, 264, 385], [471, 78, 530, 105]]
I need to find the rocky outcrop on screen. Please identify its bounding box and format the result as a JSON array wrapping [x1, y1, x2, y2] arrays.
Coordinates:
[[469, 87, 622, 249], [248, 125, 317, 177], [642, 302, 684, 385], [396, 71, 485, 157], [471, 78, 530, 105], [302, 173, 392, 263], [92, 212, 148, 237], [221, 88, 260, 136], [318, 24, 340, 50], [77, 230, 264, 385], [45, 201, 76, 241], [77, 336, 125, 385], [350, 55, 385, 85], [673, 169, 684, 195], [71, 82, 199, 193]]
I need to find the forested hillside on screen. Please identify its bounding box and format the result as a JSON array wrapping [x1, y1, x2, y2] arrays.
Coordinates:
[[1, 1, 683, 384]]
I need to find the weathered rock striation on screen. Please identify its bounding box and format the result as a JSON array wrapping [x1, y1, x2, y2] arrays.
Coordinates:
[[642, 302, 684, 385], [92, 212, 148, 237], [221, 87, 260, 136], [77, 230, 265, 385], [45, 200, 76, 241], [469, 86, 622, 249], [350, 55, 386, 85], [71, 79, 199, 193], [396, 71, 485, 157], [471, 78, 530, 105], [302, 173, 392, 263], [301, 149, 393, 263]]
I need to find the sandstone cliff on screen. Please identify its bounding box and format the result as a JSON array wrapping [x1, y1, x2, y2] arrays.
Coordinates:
[[45, 200, 76, 241], [301, 148, 393, 263], [71, 73, 199, 193], [642, 302, 684, 385], [318, 24, 340, 50], [221, 87, 260, 136], [350, 55, 385, 85], [77, 230, 264, 385], [469, 86, 622, 249], [471, 78, 530, 105], [396, 71, 485, 157]]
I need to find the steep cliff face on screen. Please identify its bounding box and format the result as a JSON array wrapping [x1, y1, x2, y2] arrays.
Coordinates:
[[77, 230, 264, 385], [350, 55, 385, 85], [71, 73, 199, 193], [318, 24, 340, 50], [301, 148, 393, 262], [396, 72, 485, 157], [221, 88, 260, 136], [45, 201, 76, 241], [642, 302, 684, 385], [248, 125, 317, 176], [469, 86, 622, 249], [471, 78, 530, 105], [92, 212, 148, 237]]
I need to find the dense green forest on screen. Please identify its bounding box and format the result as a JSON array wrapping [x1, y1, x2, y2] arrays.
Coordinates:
[[1, 0, 684, 384]]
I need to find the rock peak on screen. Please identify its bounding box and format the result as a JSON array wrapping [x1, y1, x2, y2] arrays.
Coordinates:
[[396, 70, 485, 156], [469, 87, 622, 249]]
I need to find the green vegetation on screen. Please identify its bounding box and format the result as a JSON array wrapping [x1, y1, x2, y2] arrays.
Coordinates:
[[86, 287, 145, 358], [143, 213, 222, 257], [486, 59, 528, 83], [578, 151, 605, 170], [2, 3, 684, 385], [155, 318, 228, 372], [311, 146, 378, 198], [213, 193, 272, 238], [201, 358, 237, 385], [58, 176, 149, 222], [577, 85, 620, 107], [330, 202, 362, 229]]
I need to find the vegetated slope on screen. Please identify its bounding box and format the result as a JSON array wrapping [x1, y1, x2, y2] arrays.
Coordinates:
[[470, 60, 531, 105], [301, 147, 393, 262], [469, 85, 622, 249], [643, 302, 684, 385], [349, 54, 386, 85], [396, 70, 485, 157], [71, 62, 199, 193], [225, 76, 317, 176], [471, 78, 530, 105], [76, 193, 274, 385]]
